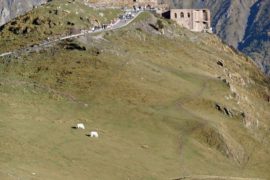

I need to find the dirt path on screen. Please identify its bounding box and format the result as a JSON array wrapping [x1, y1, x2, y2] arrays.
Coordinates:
[[172, 175, 266, 180], [0, 11, 143, 58]]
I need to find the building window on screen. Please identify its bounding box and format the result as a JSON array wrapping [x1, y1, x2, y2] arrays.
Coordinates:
[[203, 22, 209, 29], [174, 13, 177, 18], [187, 13, 191, 18], [203, 10, 208, 21], [180, 12, 184, 18]]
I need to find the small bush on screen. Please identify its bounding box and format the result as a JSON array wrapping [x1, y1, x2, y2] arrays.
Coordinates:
[[156, 19, 164, 30]]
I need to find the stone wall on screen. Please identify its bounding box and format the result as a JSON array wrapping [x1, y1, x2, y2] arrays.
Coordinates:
[[170, 9, 211, 32]]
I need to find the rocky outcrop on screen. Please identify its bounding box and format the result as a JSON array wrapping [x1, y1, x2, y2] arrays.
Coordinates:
[[215, 103, 244, 119], [0, 0, 48, 27], [194, 125, 247, 164]]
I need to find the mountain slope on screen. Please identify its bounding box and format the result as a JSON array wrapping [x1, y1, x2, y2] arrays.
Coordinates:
[[170, 0, 270, 75], [0, 1, 270, 179], [0, 0, 48, 26], [0, 0, 121, 53], [238, 0, 270, 74], [1, 1, 269, 75]]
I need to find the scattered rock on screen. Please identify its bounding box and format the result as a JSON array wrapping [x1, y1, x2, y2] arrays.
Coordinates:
[[89, 47, 101, 56], [215, 103, 244, 118], [67, 21, 75, 26], [48, 20, 56, 28], [221, 78, 230, 87], [141, 144, 149, 149], [8, 26, 22, 34], [217, 60, 224, 67], [23, 16, 31, 23], [240, 112, 246, 118], [229, 73, 246, 87], [56, 78, 65, 84], [23, 27, 32, 34], [264, 94, 270, 103], [54, 10, 59, 15], [10, 21, 17, 25], [33, 17, 43, 25], [60, 70, 72, 76], [35, 66, 49, 73], [243, 113, 259, 129], [136, 27, 142, 31]]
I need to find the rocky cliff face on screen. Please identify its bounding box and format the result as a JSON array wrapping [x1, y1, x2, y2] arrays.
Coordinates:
[[170, 0, 270, 75], [0, 0, 47, 26], [238, 0, 270, 74]]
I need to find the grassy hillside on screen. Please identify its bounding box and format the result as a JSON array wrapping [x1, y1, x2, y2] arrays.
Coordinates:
[[0, 6, 270, 180], [0, 0, 121, 53]]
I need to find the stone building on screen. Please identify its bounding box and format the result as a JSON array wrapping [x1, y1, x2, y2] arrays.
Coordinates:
[[170, 9, 211, 32]]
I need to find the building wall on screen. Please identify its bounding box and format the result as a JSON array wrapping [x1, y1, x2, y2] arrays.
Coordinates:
[[170, 9, 211, 32]]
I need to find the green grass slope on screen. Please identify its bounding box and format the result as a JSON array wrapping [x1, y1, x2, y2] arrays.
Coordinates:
[[0, 6, 270, 180]]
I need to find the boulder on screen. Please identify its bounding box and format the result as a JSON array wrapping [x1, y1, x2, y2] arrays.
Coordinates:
[[33, 17, 43, 25]]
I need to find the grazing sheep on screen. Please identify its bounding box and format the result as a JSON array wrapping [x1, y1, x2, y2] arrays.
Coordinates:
[[88, 131, 99, 138], [76, 123, 85, 129]]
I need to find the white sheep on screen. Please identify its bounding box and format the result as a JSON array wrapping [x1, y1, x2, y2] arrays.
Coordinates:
[[88, 131, 99, 138], [76, 123, 85, 129]]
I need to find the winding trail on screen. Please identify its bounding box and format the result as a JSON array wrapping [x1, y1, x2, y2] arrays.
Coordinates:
[[172, 175, 266, 180], [0, 11, 144, 58]]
